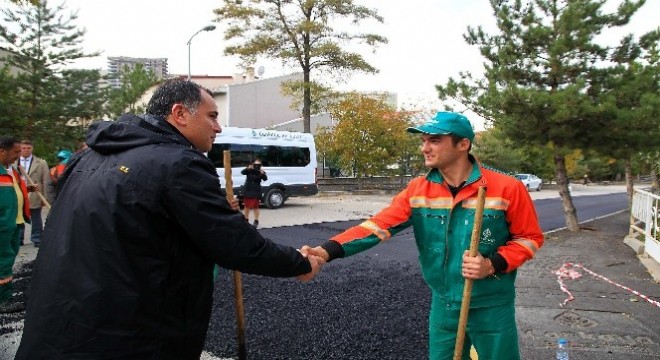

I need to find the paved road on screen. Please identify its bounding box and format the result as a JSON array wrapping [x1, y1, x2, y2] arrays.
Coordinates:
[[535, 192, 629, 231]]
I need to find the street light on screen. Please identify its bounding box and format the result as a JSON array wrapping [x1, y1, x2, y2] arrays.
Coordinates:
[[187, 25, 216, 81]]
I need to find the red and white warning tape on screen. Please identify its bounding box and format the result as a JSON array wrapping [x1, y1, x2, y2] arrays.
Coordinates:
[[554, 262, 660, 308]]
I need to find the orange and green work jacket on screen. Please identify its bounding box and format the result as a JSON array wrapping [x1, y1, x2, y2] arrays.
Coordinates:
[[321, 159, 544, 310], [0, 166, 30, 233]]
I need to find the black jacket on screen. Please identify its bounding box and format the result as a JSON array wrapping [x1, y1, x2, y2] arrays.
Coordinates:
[[241, 167, 267, 198], [16, 114, 311, 360]]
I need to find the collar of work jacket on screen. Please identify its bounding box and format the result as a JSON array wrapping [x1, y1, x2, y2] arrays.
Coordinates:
[[425, 154, 487, 203]]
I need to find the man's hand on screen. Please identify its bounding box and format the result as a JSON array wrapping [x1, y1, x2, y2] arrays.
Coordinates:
[[27, 184, 39, 192], [299, 245, 330, 262], [227, 196, 240, 211], [461, 250, 495, 279], [296, 252, 325, 283]]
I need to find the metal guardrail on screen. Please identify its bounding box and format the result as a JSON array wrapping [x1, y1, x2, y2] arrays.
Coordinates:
[[629, 188, 660, 263]]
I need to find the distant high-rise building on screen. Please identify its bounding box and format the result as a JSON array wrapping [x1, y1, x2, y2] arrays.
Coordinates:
[[107, 56, 168, 88]]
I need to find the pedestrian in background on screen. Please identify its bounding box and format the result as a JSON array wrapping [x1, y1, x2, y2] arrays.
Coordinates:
[[15, 139, 51, 247], [16, 78, 323, 360], [0, 136, 37, 313], [302, 112, 544, 360], [47, 149, 72, 202], [241, 158, 267, 228]]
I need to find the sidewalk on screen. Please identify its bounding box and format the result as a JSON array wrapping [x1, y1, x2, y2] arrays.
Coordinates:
[[516, 210, 660, 359]]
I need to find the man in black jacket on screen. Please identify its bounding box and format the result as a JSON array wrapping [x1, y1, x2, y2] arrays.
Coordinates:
[[16, 79, 323, 360]]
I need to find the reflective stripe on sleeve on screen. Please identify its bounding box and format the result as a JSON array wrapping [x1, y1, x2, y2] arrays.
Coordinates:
[[359, 220, 391, 241], [509, 238, 539, 256]]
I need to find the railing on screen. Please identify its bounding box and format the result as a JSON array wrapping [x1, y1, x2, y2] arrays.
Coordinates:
[[629, 188, 660, 263]]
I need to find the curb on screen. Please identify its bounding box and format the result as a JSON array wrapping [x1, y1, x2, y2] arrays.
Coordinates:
[[623, 236, 660, 283], [639, 255, 660, 283], [623, 236, 645, 255]]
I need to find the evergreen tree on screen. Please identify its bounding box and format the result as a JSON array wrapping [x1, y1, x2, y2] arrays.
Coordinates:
[[0, 0, 99, 143], [436, 0, 646, 231], [600, 29, 660, 202]]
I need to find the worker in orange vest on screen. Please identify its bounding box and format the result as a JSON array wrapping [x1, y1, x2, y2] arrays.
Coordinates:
[[48, 150, 72, 201]]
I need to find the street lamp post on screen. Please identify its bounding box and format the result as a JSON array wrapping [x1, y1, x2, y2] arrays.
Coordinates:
[[187, 25, 216, 81]]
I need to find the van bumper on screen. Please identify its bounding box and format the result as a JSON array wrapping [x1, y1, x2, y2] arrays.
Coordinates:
[[285, 184, 319, 197]]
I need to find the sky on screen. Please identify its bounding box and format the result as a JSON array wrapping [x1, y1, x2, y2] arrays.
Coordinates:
[[14, 0, 660, 130]]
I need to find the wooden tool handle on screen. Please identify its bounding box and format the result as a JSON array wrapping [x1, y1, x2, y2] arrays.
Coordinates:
[[453, 186, 487, 360], [223, 150, 246, 360], [223, 150, 234, 198], [18, 165, 52, 210]]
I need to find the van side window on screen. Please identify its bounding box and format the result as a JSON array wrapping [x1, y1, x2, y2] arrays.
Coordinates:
[[209, 144, 310, 168]]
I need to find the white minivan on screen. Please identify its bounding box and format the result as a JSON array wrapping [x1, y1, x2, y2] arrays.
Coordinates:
[[207, 127, 318, 209]]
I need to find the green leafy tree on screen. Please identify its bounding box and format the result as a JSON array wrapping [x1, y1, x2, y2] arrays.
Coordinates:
[[105, 64, 158, 118], [0, 0, 99, 145], [436, 0, 645, 231], [319, 94, 409, 177], [213, 0, 387, 133]]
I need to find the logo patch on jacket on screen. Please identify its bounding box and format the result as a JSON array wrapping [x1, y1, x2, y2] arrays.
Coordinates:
[[481, 228, 495, 245], [119, 166, 130, 173]]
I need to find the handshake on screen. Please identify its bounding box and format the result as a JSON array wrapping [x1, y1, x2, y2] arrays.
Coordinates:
[[296, 245, 328, 283]]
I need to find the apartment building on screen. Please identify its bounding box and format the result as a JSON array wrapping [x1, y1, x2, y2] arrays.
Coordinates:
[[107, 56, 168, 88]]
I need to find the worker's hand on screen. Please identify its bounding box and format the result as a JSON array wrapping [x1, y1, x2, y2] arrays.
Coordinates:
[[461, 250, 495, 279], [299, 245, 330, 262], [296, 251, 325, 283], [27, 184, 39, 192], [227, 196, 240, 211]]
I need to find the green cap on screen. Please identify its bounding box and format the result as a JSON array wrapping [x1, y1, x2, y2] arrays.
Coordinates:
[[407, 112, 475, 141]]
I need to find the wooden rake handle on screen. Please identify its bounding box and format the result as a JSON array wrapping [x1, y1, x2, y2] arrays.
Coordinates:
[[17, 165, 52, 210], [223, 151, 247, 360], [453, 186, 487, 360]]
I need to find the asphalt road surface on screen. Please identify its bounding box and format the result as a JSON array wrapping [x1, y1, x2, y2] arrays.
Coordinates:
[[535, 192, 629, 231]]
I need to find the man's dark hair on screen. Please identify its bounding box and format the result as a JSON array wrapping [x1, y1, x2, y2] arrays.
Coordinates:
[[146, 78, 213, 117], [449, 134, 473, 152], [0, 136, 19, 150]]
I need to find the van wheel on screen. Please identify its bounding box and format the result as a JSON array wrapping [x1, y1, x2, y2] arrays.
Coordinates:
[[265, 188, 285, 209]]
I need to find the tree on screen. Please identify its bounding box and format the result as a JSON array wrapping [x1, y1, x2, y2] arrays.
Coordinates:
[[598, 29, 660, 203], [318, 93, 414, 177], [280, 79, 344, 116], [213, 0, 387, 133], [59, 68, 107, 131], [472, 127, 525, 174], [0, 65, 28, 135], [0, 0, 99, 144], [5, 0, 39, 5], [105, 64, 158, 118], [436, 0, 645, 231]]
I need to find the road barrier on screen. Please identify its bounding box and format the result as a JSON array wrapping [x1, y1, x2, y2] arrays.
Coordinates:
[[627, 188, 660, 264]]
